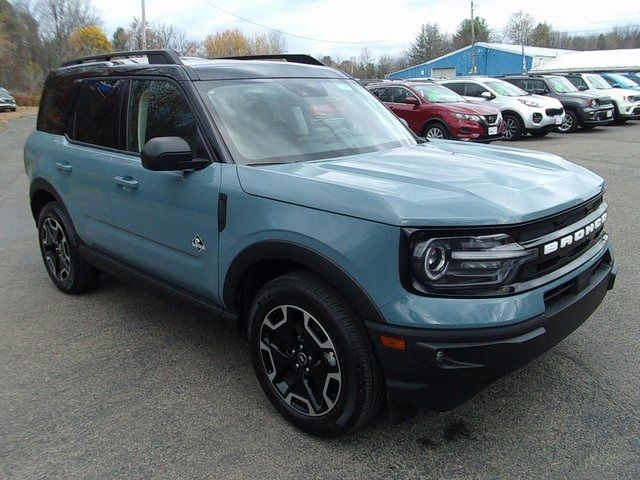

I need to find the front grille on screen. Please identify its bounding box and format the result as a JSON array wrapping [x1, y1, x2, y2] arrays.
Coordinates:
[[545, 108, 563, 116], [598, 97, 612, 106], [483, 114, 498, 124]]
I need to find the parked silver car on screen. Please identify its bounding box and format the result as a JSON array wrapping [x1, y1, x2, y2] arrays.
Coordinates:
[[0, 87, 17, 112], [438, 77, 564, 140], [560, 73, 640, 123]]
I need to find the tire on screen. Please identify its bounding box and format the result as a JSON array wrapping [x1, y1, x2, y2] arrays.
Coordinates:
[[613, 103, 629, 123], [422, 122, 449, 140], [502, 114, 523, 140], [11, 107, 17, 112], [581, 125, 596, 130], [248, 271, 384, 437], [556, 109, 578, 133], [37, 202, 100, 294], [529, 129, 550, 137]]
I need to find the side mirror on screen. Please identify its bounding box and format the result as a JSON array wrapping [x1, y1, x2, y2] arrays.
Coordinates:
[[398, 117, 409, 127], [141, 137, 208, 171], [578, 85, 588, 91], [481, 91, 494, 99], [402, 96, 419, 106]]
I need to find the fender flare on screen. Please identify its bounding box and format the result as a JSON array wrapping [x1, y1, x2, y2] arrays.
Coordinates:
[[222, 241, 387, 324], [29, 177, 67, 220]]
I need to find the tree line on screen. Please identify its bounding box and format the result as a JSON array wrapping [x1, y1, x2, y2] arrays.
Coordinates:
[[2, 0, 639, 96]]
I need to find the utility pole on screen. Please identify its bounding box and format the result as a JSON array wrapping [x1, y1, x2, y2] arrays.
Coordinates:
[[470, 1, 477, 74], [141, 0, 147, 50]]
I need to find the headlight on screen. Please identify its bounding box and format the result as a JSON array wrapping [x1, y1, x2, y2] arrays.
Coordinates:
[[453, 113, 481, 122], [622, 96, 629, 102], [410, 234, 537, 293], [517, 98, 542, 108], [585, 99, 597, 107]]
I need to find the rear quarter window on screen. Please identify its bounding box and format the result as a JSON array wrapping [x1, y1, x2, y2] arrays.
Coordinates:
[[37, 72, 81, 134]]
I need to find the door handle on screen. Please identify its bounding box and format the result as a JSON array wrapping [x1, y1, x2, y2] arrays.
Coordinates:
[[55, 162, 72, 172], [114, 175, 139, 190]]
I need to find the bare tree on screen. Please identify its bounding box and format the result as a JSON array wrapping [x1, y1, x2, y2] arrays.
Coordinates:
[[37, 0, 100, 41], [267, 30, 287, 54], [504, 11, 535, 45]]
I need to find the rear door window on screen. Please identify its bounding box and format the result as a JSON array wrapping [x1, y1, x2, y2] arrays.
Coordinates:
[[444, 82, 465, 95], [70, 79, 126, 149]]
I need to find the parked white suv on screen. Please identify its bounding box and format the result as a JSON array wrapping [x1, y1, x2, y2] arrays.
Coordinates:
[[561, 73, 640, 123], [438, 77, 564, 140]]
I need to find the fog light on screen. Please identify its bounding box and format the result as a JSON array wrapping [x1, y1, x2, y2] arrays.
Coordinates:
[[436, 351, 445, 363], [533, 113, 542, 123]]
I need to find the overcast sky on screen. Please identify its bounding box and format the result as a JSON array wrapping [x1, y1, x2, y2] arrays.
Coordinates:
[[98, 0, 640, 58]]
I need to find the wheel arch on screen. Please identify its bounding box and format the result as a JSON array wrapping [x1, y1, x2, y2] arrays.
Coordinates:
[[29, 178, 66, 222], [223, 241, 387, 334], [501, 110, 524, 123], [421, 118, 449, 136]]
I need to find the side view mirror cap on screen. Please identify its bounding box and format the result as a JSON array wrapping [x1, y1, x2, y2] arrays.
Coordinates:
[[141, 136, 208, 172], [402, 96, 419, 105], [481, 91, 494, 99]]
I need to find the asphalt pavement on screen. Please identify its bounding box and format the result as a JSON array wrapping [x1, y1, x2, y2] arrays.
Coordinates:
[[1, 116, 639, 479]]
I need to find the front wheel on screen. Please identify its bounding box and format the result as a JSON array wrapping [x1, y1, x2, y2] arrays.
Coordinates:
[[556, 110, 578, 133], [423, 122, 449, 139], [248, 271, 384, 437], [502, 114, 523, 140]]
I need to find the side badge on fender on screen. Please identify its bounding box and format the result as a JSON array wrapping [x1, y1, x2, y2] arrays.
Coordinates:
[[192, 235, 206, 252]]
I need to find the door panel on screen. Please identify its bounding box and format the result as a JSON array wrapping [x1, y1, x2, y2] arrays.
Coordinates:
[[108, 79, 220, 301]]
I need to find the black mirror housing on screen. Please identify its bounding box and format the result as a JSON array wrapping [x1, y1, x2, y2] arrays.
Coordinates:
[[141, 136, 207, 171]]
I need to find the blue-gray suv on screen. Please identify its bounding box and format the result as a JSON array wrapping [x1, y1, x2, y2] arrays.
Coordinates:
[[24, 50, 617, 437]]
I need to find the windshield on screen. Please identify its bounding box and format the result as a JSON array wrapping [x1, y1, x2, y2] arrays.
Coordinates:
[[586, 74, 612, 90], [198, 78, 417, 165], [413, 84, 466, 103], [605, 73, 639, 88], [548, 76, 578, 93], [0, 88, 8, 95], [485, 80, 527, 97]]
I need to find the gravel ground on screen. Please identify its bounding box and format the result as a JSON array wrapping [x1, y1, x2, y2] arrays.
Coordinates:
[[1, 116, 639, 479]]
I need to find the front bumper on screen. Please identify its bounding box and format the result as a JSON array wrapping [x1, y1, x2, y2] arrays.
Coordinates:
[[617, 103, 640, 119], [450, 118, 503, 143], [367, 247, 616, 412], [581, 106, 615, 126]]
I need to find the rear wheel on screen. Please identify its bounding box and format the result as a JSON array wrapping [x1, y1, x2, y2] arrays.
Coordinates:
[[502, 114, 523, 140], [37, 202, 100, 294], [556, 109, 578, 133], [423, 122, 449, 140], [248, 271, 384, 437]]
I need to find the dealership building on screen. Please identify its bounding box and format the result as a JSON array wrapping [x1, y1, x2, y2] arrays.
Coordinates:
[[386, 42, 571, 79]]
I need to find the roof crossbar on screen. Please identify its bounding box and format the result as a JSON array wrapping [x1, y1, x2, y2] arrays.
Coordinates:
[[219, 54, 324, 66], [61, 50, 182, 68]]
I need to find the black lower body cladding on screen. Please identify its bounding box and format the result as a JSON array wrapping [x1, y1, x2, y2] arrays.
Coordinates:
[[366, 247, 616, 413]]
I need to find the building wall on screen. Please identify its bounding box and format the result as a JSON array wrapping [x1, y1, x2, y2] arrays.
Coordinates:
[[387, 46, 534, 79]]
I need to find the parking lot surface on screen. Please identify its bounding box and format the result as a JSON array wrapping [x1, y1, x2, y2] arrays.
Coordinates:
[[1, 116, 639, 479]]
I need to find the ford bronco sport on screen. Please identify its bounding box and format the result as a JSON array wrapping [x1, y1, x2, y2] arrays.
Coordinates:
[[25, 51, 616, 437]]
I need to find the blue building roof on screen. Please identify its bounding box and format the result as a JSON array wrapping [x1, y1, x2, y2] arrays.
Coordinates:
[[387, 42, 570, 79]]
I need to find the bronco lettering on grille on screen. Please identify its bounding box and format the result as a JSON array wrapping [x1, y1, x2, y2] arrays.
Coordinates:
[[543, 212, 607, 255]]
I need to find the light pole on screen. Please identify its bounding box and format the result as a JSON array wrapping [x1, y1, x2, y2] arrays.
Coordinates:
[[141, 0, 147, 50]]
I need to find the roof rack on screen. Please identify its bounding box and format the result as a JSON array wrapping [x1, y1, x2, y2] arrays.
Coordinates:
[[61, 50, 182, 68], [219, 54, 324, 66]]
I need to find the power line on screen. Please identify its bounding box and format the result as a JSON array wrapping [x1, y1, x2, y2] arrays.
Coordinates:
[[198, 0, 393, 44]]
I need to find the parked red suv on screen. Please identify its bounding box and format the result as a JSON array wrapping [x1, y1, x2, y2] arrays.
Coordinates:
[[367, 81, 504, 142]]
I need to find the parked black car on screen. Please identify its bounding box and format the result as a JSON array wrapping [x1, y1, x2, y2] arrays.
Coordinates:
[[502, 75, 614, 133]]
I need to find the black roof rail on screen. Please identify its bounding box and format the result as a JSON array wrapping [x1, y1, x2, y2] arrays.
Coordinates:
[[219, 54, 324, 66], [61, 50, 182, 68]]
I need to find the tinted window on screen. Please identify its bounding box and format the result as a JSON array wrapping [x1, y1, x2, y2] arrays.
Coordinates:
[[390, 87, 412, 103], [37, 71, 81, 134], [463, 82, 488, 97], [71, 79, 125, 148], [443, 82, 464, 95], [566, 76, 587, 89], [507, 79, 526, 89], [370, 87, 392, 102], [127, 80, 199, 154], [520, 79, 547, 94]]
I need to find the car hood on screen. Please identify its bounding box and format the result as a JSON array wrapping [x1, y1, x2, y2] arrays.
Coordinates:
[[443, 102, 501, 115], [521, 95, 564, 108], [595, 87, 640, 101], [236, 142, 604, 227]]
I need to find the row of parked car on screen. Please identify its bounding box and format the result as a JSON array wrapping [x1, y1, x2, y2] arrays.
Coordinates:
[[363, 72, 640, 141]]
